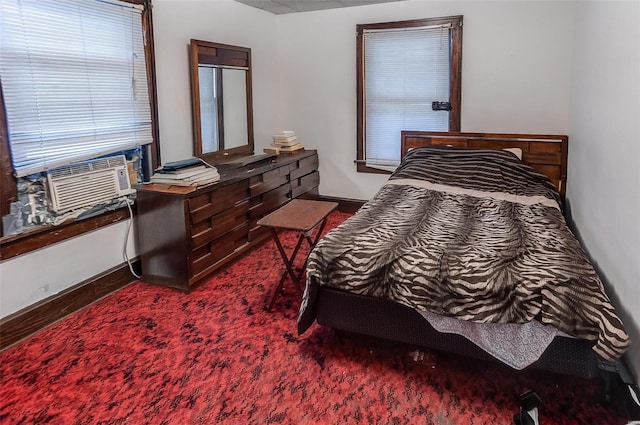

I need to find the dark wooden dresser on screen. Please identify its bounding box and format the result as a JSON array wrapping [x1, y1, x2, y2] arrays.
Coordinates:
[[136, 150, 319, 291]]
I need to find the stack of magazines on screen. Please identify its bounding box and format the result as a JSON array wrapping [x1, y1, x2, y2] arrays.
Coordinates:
[[150, 158, 220, 187]]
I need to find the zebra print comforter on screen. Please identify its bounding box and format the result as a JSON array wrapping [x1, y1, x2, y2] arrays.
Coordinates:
[[298, 146, 630, 361]]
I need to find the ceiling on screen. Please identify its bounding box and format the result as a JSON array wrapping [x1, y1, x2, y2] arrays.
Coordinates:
[[234, 0, 406, 15]]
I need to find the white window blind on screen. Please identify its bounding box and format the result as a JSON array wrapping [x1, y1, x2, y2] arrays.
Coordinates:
[[0, 0, 152, 177], [364, 25, 451, 170]]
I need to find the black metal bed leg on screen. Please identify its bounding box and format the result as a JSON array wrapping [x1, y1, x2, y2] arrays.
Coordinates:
[[626, 384, 640, 421], [513, 390, 542, 425], [602, 371, 613, 403], [598, 359, 640, 421]]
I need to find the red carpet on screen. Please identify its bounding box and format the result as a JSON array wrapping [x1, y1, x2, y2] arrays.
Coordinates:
[[0, 211, 626, 424]]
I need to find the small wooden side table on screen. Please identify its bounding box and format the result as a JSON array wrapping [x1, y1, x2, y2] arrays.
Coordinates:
[[257, 199, 338, 311]]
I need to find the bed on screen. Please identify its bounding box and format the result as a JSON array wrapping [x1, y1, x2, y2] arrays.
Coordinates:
[[297, 131, 632, 382]]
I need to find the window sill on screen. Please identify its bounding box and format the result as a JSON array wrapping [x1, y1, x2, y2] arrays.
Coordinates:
[[0, 206, 135, 261], [356, 163, 393, 174]]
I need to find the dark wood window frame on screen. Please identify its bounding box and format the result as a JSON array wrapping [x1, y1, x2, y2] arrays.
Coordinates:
[[356, 15, 463, 174], [0, 0, 160, 260]]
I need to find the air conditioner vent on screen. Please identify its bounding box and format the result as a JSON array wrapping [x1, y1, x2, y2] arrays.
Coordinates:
[[47, 155, 134, 213], [47, 156, 127, 179]]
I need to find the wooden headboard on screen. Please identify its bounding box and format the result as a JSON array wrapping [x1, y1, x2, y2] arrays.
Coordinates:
[[400, 131, 568, 200]]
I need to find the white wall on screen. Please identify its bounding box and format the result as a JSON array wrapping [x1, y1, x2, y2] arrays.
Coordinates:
[[274, 0, 576, 200], [0, 0, 278, 319], [0, 220, 137, 317], [152, 0, 278, 163], [567, 0, 640, 375]]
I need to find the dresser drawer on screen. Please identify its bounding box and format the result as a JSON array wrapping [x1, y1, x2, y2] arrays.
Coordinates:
[[248, 184, 290, 219], [290, 154, 319, 180], [249, 166, 289, 197], [248, 219, 270, 242], [247, 184, 291, 242], [190, 200, 248, 249], [190, 223, 248, 277], [189, 180, 249, 224], [291, 170, 319, 198]]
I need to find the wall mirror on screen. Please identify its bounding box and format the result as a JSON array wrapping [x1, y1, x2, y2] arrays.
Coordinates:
[[189, 39, 254, 161]]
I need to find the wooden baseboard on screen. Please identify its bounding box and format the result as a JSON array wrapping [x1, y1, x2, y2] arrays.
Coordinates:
[[0, 259, 141, 350], [301, 194, 365, 214]]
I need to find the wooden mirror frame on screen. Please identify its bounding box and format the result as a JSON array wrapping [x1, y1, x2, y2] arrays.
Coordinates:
[[189, 39, 254, 162]]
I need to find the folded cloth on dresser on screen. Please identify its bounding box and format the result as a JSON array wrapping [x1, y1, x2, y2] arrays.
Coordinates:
[[298, 146, 630, 363]]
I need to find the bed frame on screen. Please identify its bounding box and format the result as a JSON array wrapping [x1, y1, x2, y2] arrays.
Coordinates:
[[313, 133, 640, 420], [316, 287, 600, 377], [313, 132, 622, 381]]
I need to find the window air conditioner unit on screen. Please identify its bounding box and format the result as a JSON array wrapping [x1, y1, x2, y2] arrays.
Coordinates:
[[47, 155, 135, 214]]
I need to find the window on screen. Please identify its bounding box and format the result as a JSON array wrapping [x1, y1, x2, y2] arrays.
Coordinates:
[[356, 16, 462, 173], [0, 0, 158, 251]]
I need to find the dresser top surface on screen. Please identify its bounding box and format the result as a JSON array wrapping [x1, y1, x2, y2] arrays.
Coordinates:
[[136, 150, 317, 196]]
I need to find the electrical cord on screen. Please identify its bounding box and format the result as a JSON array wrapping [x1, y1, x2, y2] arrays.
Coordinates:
[[123, 198, 141, 279]]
